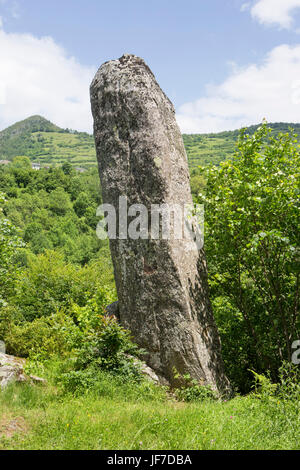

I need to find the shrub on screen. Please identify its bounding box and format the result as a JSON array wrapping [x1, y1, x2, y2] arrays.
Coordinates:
[[3, 312, 80, 358], [198, 123, 300, 390], [277, 362, 300, 400], [57, 367, 166, 402], [173, 370, 217, 402], [251, 362, 300, 401], [74, 316, 143, 378]]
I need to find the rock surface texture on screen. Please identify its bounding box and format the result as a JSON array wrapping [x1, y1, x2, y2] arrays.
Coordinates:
[[0, 353, 26, 388], [90, 54, 230, 395], [0, 352, 45, 388]]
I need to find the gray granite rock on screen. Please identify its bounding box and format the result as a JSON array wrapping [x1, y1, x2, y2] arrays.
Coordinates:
[[90, 54, 231, 395], [0, 353, 26, 388], [0, 352, 46, 388]]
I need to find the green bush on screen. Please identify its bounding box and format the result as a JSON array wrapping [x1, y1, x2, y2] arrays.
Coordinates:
[[198, 123, 300, 390], [28, 310, 144, 395], [12, 250, 116, 322], [252, 361, 300, 402], [71, 316, 143, 380], [53, 366, 166, 402], [277, 362, 300, 400], [173, 370, 217, 402], [3, 312, 80, 358]]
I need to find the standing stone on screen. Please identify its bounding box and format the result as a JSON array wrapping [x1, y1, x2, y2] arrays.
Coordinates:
[[90, 54, 230, 395]]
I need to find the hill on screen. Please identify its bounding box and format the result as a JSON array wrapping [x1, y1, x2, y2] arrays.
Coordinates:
[[0, 116, 96, 168], [184, 122, 300, 168], [1, 116, 300, 169]]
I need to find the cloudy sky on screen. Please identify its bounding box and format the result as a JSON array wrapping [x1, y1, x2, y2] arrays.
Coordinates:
[[0, 0, 300, 133]]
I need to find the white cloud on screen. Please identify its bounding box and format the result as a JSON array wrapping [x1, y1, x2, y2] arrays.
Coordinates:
[[0, 27, 95, 132], [250, 0, 300, 29], [176, 44, 300, 133]]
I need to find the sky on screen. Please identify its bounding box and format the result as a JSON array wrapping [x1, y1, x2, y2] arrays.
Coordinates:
[[0, 0, 300, 133]]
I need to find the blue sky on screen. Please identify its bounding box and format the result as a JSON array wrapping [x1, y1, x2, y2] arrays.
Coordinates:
[[1, 0, 300, 133]]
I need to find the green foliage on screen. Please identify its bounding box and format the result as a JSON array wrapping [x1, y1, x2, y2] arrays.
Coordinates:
[[14, 250, 85, 321], [198, 122, 300, 390], [61, 162, 74, 176], [75, 316, 141, 369], [49, 188, 73, 215], [251, 370, 278, 400], [0, 193, 24, 306], [0, 244, 117, 357], [250, 361, 300, 433], [183, 121, 300, 169], [57, 316, 143, 394], [0, 162, 103, 265], [3, 312, 78, 359], [190, 171, 206, 199], [173, 370, 217, 402], [11, 156, 32, 169], [211, 296, 253, 392]]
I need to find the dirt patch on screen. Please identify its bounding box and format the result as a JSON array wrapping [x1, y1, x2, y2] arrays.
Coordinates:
[[0, 414, 28, 439]]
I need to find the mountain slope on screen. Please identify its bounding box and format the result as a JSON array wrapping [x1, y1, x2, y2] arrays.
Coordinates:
[[1, 116, 300, 169], [184, 122, 300, 168], [0, 115, 60, 138], [0, 116, 96, 168], [0, 116, 60, 161]]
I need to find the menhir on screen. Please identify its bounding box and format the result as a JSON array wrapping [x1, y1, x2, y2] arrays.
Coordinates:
[[90, 54, 231, 395]]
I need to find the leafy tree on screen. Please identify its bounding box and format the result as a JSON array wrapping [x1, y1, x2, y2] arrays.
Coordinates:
[[49, 187, 73, 216], [199, 123, 300, 388], [0, 192, 24, 305], [73, 192, 91, 217], [11, 156, 32, 169], [190, 172, 206, 199], [62, 162, 74, 176]]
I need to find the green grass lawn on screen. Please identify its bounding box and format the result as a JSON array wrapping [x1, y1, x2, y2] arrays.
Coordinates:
[[0, 374, 299, 450]]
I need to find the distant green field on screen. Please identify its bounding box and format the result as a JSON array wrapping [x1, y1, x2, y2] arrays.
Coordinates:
[[0, 116, 97, 169], [1, 115, 300, 170], [183, 134, 236, 168], [30, 131, 237, 169], [30, 131, 96, 167]]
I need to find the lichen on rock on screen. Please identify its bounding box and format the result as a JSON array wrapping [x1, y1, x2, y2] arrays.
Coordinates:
[[90, 54, 231, 395]]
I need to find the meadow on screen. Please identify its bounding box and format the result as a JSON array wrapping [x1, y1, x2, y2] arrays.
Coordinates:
[[0, 368, 299, 450]]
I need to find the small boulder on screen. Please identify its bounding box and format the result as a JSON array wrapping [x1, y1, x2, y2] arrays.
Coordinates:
[[0, 352, 45, 388]]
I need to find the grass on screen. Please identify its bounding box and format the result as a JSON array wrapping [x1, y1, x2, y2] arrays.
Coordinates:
[[0, 368, 299, 450]]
